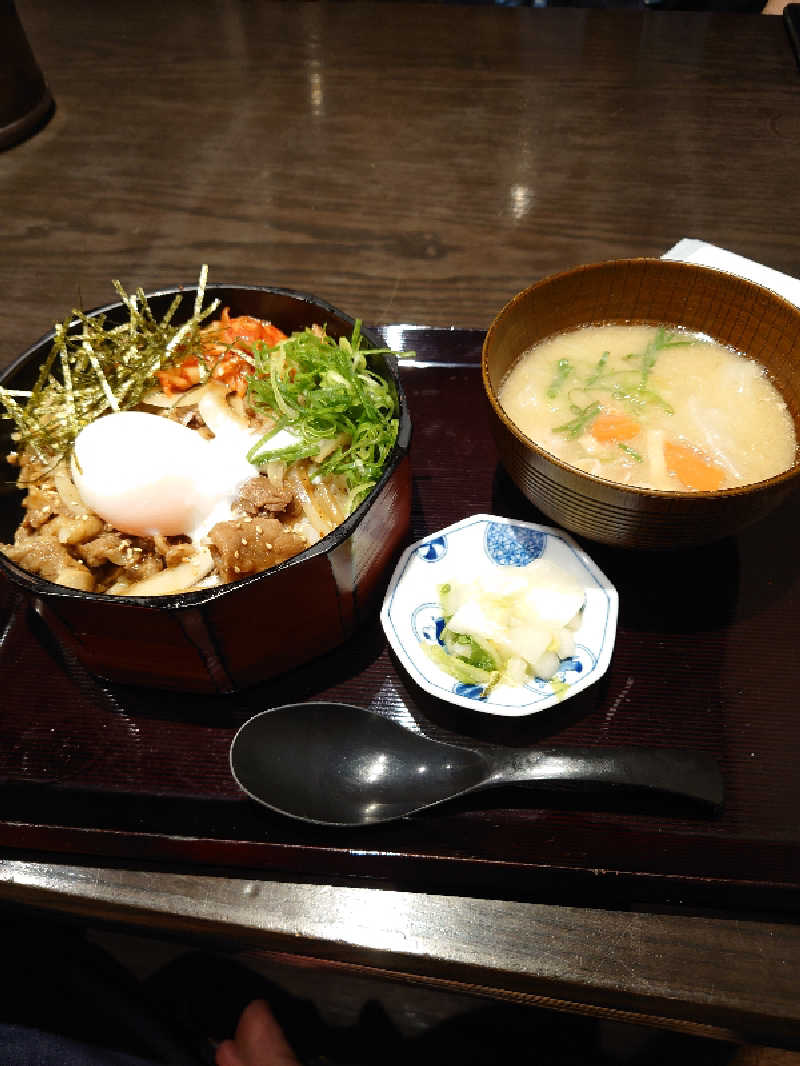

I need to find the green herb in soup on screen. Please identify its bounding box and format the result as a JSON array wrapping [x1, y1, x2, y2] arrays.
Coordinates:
[[498, 325, 796, 492]]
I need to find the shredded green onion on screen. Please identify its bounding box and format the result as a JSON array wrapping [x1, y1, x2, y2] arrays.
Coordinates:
[[553, 328, 686, 437], [246, 322, 403, 513], [546, 358, 572, 398], [553, 401, 602, 439], [618, 442, 643, 462]]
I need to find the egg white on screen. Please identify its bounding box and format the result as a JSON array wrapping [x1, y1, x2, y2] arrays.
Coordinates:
[[71, 403, 297, 543]]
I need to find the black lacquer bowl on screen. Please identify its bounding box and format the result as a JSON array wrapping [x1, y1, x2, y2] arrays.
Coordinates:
[[483, 258, 800, 550], [0, 285, 412, 693]]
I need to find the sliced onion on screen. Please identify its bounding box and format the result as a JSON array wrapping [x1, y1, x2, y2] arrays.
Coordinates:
[[265, 459, 286, 489], [197, 381, 252, 436], [315, 432, 349, 462], [328, 476, 351, 517], [54, 461, 91, 517], [107, 547, 215, 597], [140, 382, 213, 409], [313, 479, 345, 524], [286, 466, 334, 537], [289, 517, 318, 546]]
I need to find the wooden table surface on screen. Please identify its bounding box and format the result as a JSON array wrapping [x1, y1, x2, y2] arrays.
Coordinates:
[[2, 0, 800, 1050]]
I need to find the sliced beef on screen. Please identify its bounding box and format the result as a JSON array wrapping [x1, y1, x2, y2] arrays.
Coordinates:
[[4, 533, 93, 591], [20, 483, 61, 530], [77, 531, 144, 569], [49, 513, 105, 545], [153, 534, 196, 568], [207, 516, 305, 582], [77, 532, 167, 588], [236, 475, 294, 516]]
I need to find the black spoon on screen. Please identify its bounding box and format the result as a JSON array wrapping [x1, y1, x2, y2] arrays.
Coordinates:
[[230, 702, 723, 827]]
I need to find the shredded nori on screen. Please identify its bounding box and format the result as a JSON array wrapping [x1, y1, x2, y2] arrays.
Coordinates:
[[1, 271, 409, 514], [0, 266, 219, 469]]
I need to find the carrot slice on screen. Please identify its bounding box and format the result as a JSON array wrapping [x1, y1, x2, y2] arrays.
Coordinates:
[[663, 440, 726, 491], [590, 411, 641, 443]]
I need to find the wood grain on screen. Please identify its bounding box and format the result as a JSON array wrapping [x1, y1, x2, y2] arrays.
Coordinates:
[[4, 0, 799, 362], [2, 860, 800, 1047]]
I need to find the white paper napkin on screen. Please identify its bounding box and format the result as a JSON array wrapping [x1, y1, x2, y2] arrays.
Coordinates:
[[662, 238, 800, 310]]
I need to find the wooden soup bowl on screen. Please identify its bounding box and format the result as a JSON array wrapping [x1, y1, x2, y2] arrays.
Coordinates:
[[482, 258, 800, 551]]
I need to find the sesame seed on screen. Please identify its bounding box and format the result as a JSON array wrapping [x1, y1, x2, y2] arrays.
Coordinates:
[[234, 549, 240, 558], [234, 565, 241, 574], [241, 538, 248, 546]]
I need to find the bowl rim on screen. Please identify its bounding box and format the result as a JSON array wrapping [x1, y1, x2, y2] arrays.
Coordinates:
[[481, 256, 800, 501], [0, 282, 412, 609]]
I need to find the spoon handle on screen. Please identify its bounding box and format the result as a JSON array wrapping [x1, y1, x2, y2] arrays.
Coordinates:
[[494, 747, 723, 808]]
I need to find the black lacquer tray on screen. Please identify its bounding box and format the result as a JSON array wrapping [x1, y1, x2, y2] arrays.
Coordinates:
[[1, 327, 799, 914]]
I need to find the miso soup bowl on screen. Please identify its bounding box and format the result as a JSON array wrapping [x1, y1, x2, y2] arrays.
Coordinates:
[[482, 257, 800, 551], [0, 285, 412, 693]]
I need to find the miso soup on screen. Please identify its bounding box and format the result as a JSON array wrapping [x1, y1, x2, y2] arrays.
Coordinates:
[[498, 325, 796, 492]]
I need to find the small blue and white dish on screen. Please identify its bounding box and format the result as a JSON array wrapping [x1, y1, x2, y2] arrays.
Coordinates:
[[380, 514, 618, 716]]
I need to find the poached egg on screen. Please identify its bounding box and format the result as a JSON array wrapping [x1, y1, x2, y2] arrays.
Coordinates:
[[71, 393, 297, 543]]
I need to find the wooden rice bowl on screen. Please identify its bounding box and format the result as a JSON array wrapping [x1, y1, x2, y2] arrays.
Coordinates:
[[0, 285, 412, 692]]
